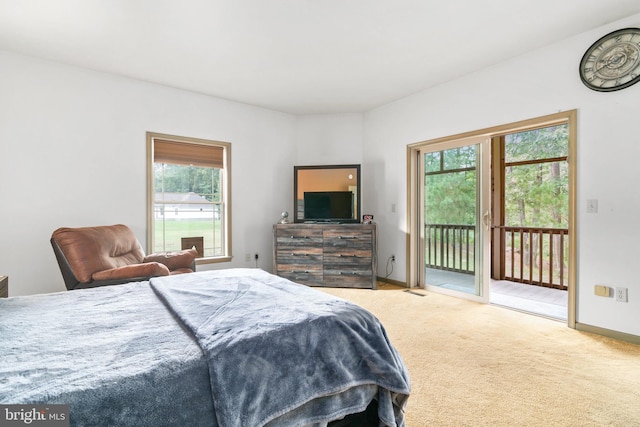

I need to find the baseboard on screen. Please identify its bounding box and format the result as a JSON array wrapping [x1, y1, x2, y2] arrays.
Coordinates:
[[376, 276, 408, 288], [575, 322, 640, 346]]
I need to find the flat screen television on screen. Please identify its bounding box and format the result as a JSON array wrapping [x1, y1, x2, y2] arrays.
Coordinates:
[[294, 164, 360, 223], [303, 191, 354, 222]]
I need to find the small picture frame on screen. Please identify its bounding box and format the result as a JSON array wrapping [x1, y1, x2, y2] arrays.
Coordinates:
[[363, 214, 374, 224]]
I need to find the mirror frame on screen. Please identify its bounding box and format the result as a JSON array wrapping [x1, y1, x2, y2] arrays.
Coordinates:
[[293, 164, 361, 223]]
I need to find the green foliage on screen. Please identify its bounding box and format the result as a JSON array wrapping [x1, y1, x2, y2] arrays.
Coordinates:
[[424, 124, 569, 229], [425, 171, 476, 225], [425, 146, 477, 225], [154, 163, 220, 202], [505, 125, 568, 162], [504, 125, 568, 228], [425, 145, 476, 173]]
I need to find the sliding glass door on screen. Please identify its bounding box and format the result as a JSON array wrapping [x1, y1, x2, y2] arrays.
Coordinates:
[[418, 137, 491, 302]]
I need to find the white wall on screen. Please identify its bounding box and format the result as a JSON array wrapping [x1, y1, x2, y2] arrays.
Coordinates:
[[363, 13, 640, 336], [294, 114, 364, 165], [0, 51, 295, 296]]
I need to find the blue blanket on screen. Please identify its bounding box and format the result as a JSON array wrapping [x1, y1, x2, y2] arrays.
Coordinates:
[[0, 280, 216, 426], [150, 269, 410, 427]]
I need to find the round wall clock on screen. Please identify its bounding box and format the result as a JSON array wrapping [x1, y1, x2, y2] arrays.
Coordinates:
[[579, 27, 640, 92]]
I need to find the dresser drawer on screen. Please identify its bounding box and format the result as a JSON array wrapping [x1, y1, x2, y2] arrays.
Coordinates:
[[323, 270, 373, 288], [277, 270, 323, 286], [323, 229, 373, 253], [275, 226, 323, 249], [323, 254, 372, 269], [275, 248, 323, 270]]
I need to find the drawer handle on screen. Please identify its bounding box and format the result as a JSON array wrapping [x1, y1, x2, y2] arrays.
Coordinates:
[[291, 253, 309, 256], [339, 272, 360, 276], [338, 254, 357, 257], [292, 270, 310, 274], [290, 235, 310, 239], [337, 236, 357, 239]]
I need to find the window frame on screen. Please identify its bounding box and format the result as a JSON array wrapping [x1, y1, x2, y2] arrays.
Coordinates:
[[146, 131, 232, 264]]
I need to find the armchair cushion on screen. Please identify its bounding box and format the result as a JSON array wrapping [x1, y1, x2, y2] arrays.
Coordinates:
[[91, 262, 170, 282], [144, 249, 198, 271]]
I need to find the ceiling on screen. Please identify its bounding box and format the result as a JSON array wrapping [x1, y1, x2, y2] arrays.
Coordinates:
[[1, 1, 640, 114]]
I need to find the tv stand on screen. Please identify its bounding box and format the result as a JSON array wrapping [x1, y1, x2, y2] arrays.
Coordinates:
[[273, 223, 377, 289]]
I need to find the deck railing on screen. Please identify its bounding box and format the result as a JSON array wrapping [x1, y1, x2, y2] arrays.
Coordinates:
[[425, 224, 475, 274], [424, 224, 568, 290], [499, 226, 568, 290]]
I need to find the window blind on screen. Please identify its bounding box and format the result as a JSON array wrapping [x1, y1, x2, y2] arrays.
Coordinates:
[[153, 139, 224, 169]]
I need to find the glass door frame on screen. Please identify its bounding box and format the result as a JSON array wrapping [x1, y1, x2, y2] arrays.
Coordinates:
[[406, 110, 577, 327], [416, 136, 491, 303]]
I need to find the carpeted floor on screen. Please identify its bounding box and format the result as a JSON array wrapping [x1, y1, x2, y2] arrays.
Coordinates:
[[320, 283, 640, 427]]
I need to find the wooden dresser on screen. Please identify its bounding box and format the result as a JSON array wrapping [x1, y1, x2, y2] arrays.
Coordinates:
[[273, 223, 377, 289], [0, 276, 8, 298]]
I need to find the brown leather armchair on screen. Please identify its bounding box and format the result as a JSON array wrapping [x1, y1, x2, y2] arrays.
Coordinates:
[[51, 224, 197, 290]]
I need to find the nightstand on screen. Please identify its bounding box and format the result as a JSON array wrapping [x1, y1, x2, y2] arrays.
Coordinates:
[[0, 276, 7, 298]]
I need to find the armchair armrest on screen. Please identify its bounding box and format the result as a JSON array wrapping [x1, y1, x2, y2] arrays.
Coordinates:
[[144, 248, 198, 272], [91, 262, 170, 282]]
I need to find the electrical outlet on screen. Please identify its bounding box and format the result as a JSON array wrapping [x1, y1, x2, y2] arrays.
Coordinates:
[[391, 255, 396, 262], [254, 253, 259, 261], [615, 287, 628, 302]]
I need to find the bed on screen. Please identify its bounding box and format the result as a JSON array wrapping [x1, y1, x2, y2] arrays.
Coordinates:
[[0, 268, 410, 426]]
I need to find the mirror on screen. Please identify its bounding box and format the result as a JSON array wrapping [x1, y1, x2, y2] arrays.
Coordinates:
[[294, 164, 361, 223]]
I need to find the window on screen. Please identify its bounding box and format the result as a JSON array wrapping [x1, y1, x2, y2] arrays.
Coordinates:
[[147, 132, 231, 263], [503, 124, 569, 229]]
